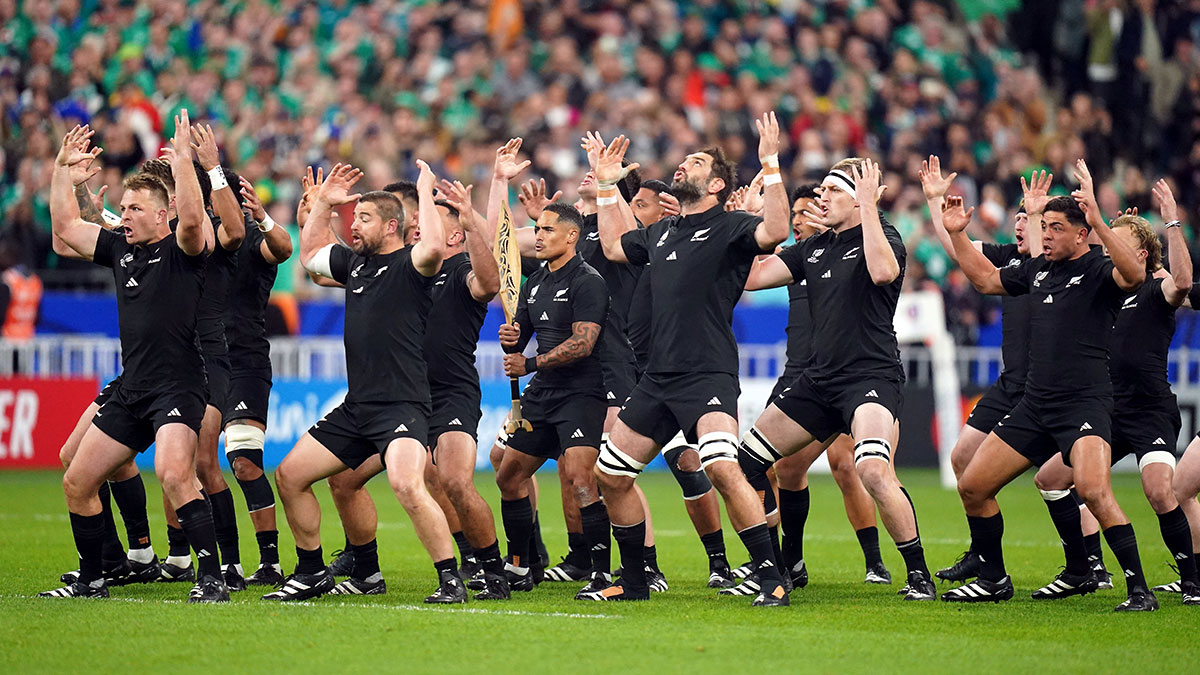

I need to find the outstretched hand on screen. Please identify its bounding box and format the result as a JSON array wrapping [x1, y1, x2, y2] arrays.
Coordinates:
[[756, 111, 781, 161], [439, 179, 478, 230], [493, 138, 531, 181], [917, 155, 956, 202], [316, 163, 363, 206], [851, 159, 885, 205], [190, 124, 221, 171], [941, 195, 975, 234], [1070, 159, 1099, 220], [518, 178, 562, 221], [56, 125, 102, 168], [240, 176, 266, 221], [595, 135, 638, 185], [1020, 170, 1053, 215], [1152, 178, 1179, 224]]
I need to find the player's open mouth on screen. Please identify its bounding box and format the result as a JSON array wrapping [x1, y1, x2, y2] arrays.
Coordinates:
[[1016, 234, 1024, 245], [351, 235, 361, 245], [122, 227, 132, 237], [673, 170, 684, 180]]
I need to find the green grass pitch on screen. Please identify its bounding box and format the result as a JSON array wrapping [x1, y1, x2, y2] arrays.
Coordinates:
[[1, 469, 1196, 673]]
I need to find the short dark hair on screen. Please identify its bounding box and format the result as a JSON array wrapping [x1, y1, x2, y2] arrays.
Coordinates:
[[382, 181, 418, 206], [359, 191, 404, 230], [140, 159, 174, 192], [433, 198, 460, 220], [619, 159, 642, 202], [122, 173, 170, 210], [640, 179, 672, 196], [543, 202, 583, 232], [791, 183, 820, 203], [1044, 196, 1088, 229], [697, 146, 736, 204]]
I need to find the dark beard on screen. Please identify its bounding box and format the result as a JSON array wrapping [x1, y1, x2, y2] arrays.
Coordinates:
[[670, 177, 705, 205]]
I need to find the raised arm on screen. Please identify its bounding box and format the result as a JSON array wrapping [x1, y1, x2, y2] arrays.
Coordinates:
[[1020, 169, 1052, 258], [410, 159, 445, 277], [918, 154, 966, 263], [1153, 178, 1192, 306], [441, 179, 499, 302], [191, 123, 244, 252], [745, 254, 796, 290], [516, 178, 560, 257], [944, 196, 1008, 295], [1072, 160, 1145, 291], [301, 163, 360, 277], [754, 112, 789, 251], [853, 160, 900, 285], [50, 125, 104, 261], [170, 110, 209, 257], [595, 136, 638, 263], [490, 138, 535, 256], [239, 176, 292, 265]]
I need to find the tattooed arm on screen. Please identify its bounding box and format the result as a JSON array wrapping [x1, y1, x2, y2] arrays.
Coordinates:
[[503, 321, 601, 377]]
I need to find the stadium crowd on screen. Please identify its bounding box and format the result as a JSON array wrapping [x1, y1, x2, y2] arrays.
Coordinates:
[[4, 0, 1200, 344]]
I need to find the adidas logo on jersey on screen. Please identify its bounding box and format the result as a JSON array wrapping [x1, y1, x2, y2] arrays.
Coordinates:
[[821, 270, 831, 279], [865, 390, 879, 398], [1043, 294, 1053, 304], [607, 391, 616, 400], [571, 428, 584, 439], [799, 279, 807, 286], [1080, 422, 1092, 431], [1152, 437, 1167, 445], [707, 397, 722, 405], [449, 418, 462, 426], [235, 401, 248, 411], [125, 278, 138, 288], [539, 311, 550, 321], [167, 408, 181, 417], [395, 424, 409, 432], [665, 251, 677, 261]]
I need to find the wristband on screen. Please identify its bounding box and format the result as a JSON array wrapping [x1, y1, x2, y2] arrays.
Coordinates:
[[257, 213, 276, 233], [524, 356, 538, 373], [762, 153, 779, 169], [1165, 220, 1182, 229], [207, 166, 229, 191], [763, 173, 783, 186], [597, 195, 619, 206]]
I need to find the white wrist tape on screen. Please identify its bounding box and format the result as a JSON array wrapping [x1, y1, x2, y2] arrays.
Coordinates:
[[257, 214, 276, 233], [207, 166, 228, 191], [597, 195, 619, 206], [762, 154, 779, 169], [763, 173, 783, 186]]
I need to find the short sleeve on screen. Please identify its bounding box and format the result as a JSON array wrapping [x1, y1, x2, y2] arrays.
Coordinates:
[[728, 212, 764, 254], [1095, 256, 1125, 300], [999, 257, 1034, 296], [571, 274, 609, 326], [329, 245, 353, 285], [621, 227, 651, 266], [92, 229, 123, 268], [775, 244, 806, 283]]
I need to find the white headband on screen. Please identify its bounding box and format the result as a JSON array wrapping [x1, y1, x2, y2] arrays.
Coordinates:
[[821, 169, 856, 195]]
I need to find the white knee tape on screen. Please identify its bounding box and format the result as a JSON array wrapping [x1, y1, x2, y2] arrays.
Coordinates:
[[698, 431, 739, 468], [662, 431, 689, 453], [1039, 488, 1071, 501], [225, 424, 265, 455], [853, 437, 891, 465], [601, 432, 610, 445], [597, 440, 647, 478], [740, 427, 782, 465], [1138, 451, 1177, 472]]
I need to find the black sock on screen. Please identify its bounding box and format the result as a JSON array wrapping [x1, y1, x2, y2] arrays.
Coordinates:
[[256, 530, 280, 565], [1042, 491, 1090, 574], [500, 497, 534, 569], [70, 512, 105, 584], [452, 531, 474, 563], [565, 531, 589, 567], [295, 546, 324, 575], [856, 527, 882, 567], [434, 557, 457, 583], [612, 521, 647, 589], [737, 523, 783, 585], [476, 540, 504, 574], [97, 482, 125, 566], [108, 475, 150, 550], [967, 513, 1006, 581], [531, 513, 548, 565], [352, 539, 380, 580], [1084, 532, 1104, 566], [176, 498, 220, 579], [644, 545, 659, 573], [768, 525, 783, 572], [167, 525, 190, 558], [1103, 523, 1148, 594], [896, 536, 929, 576], [778, 487, 809, 568], [579, 502, 611, 575], [343, 534, 352, 552], [209, 488, 240, 566], [1157, 507, 1198, 584], [700, 529, 727, 568], [899, 486, 920, 538]]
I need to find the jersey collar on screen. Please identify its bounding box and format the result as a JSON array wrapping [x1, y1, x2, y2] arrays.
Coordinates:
[[677, 204, 725, 229], [547, 252, 582, 280]]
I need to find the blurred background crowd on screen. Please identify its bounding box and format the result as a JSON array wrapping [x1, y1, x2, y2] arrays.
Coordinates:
[[4, 0, 1200, 345]]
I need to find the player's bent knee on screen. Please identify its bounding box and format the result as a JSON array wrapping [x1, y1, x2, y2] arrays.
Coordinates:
[[596, 439, 647, 480], [853, 437, 891, 466], [739, 427, 781, 476], [1038, 488, 1071, 502], [698, 431, 739, 470], [1138, 450, 1176, 473]]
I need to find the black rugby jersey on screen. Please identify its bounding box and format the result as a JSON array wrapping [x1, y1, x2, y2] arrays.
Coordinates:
[[94, 229, 206, 389], [1110, 276, 1175, 401], [999, 245, 1126, 401], [195, 217, 239, 357], [329, 245, 432, 404], [778, 244, 814, 373], [620, 205, 763, 375], [224, 224, 277, 372], [778, 219, 906, 383], [626, 266, 652, 369], [513, 254, 608, 392], [424, 252, 487, 394], [981, 243, 1032, 384]]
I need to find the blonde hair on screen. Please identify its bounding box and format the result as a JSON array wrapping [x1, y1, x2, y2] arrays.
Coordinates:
[[1110, 214, 1162, 272]]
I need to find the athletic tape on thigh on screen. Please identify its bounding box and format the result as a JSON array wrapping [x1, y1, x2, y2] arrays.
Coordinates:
[[597, 440, 647, 478], [1138, 450, 1177, 471], [697, 431, 739, 468], [740, 427, 782, 465], [853, 437, 891, 465], [662, 431, 689, 454], [664, 445, 712, 500], [1039, 488, 1071, 501]]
